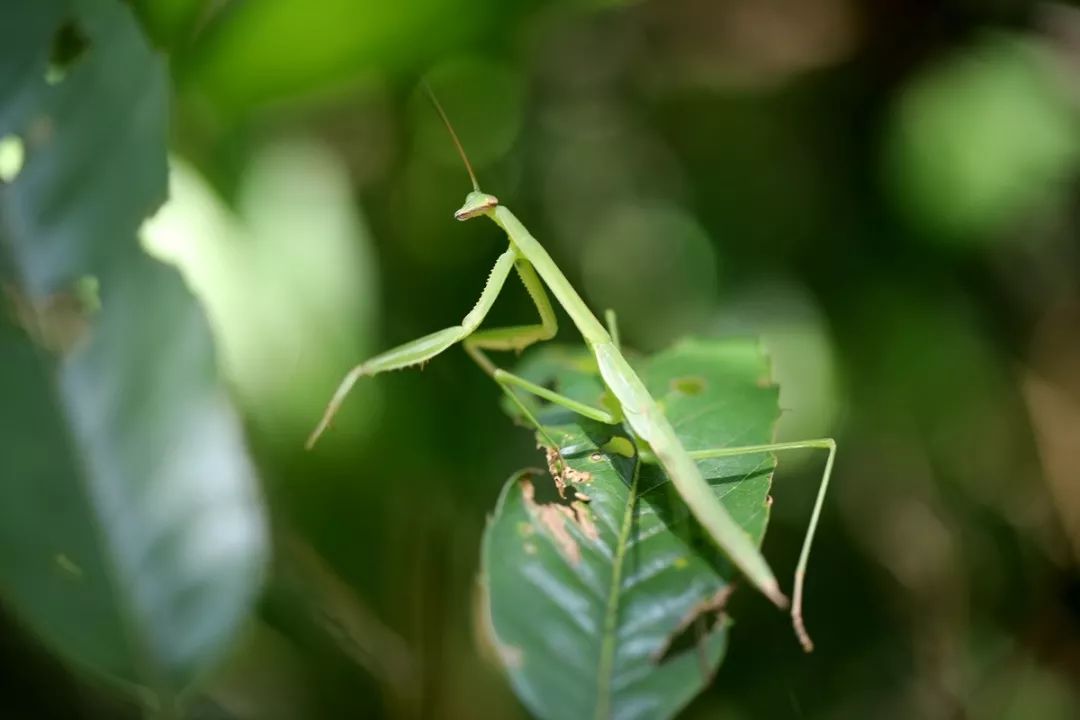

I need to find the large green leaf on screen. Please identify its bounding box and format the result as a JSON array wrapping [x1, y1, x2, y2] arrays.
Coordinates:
[[480, 339, 779, 720], [0, 0, 267, 699]]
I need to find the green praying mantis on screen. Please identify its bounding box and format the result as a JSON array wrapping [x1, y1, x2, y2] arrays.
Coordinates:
[[308, 88, 837, 652]]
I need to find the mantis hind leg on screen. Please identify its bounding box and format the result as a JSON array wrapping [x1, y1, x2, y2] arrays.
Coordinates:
[[485, 366, 618, 458], [471, 356, 621, 479], [640, 438, 836, 653], [307, 248, 518, 448]]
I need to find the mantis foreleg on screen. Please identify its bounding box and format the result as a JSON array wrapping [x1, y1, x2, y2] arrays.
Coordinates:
[[462, 258, 558, 373], [462, 257, 619, 455], [307, 248, 518, 448]]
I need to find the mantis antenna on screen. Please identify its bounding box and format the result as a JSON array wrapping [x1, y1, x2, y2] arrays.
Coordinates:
[[422, 80, 480, 192]]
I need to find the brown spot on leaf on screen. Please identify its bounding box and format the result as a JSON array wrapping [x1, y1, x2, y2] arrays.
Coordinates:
[[521, 477, 581, 565], [4, 278, 98, 355], [520, 475, 603, 567], [473, 576, 524, 670], [572, 501, 599, 541]]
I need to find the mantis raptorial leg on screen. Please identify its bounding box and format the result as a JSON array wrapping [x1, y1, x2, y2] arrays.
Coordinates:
[[461, 259, 566, 452], [462, 258, 619, 453], [462, 258, 557, 374], [306, 248, 517, 449], [309, 85, 839, 651]]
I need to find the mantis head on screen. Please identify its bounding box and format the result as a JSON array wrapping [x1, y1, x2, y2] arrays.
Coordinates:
[[454, 191, 499, 221], [421, 83, 498, 221]]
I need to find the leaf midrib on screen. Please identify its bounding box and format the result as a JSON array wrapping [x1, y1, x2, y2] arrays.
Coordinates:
[[594, 456, 641, 720]]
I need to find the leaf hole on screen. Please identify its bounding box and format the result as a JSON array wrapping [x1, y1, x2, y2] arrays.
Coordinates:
[[527, 471, 566, 506], [656, 616, 711, 664], [46, 19, 91, 85], [600, 436, 635, 458], [671, 376, 706, 396], [652, 586, 732, 665], [536, 378, 559, 406]]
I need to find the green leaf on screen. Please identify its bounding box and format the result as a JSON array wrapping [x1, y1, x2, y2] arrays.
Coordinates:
[[0, 0, 267, 699], [481, 339, 780, 720]]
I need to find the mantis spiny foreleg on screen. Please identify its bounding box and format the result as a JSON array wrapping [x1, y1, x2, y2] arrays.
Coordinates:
[[307, 248, 518, 448]]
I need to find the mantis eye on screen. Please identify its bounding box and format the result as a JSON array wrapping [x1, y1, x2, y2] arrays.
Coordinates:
[[454, 191, 499, 221]]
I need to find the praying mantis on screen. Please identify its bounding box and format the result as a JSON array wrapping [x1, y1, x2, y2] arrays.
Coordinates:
[[308, 89, 837, 652]]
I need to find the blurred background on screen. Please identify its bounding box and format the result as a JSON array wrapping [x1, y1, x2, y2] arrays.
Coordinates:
[[4, 0, 1080, 717]]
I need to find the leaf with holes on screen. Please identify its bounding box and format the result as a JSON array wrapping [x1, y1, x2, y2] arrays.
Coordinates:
[[480, 339, 779, 720], [0, 0, 267, 701]]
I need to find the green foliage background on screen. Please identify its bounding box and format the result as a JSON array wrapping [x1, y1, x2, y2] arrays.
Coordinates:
[[3, 0, 1080, 717]]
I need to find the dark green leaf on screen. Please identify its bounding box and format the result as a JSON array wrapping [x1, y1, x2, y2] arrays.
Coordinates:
[[481, 339, 779, 720]]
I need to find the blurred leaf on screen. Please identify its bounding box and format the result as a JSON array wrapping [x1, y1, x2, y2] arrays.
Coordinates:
[[582, 203, 719, 349], [416, 57, 525, 171], [181, 0, 484, 117], [886, 33, 1080, 243], [143, 144, 381, 444], [131, 0, 212, 49], [0, 0, 267, 700], [481, 339, 779, 720]]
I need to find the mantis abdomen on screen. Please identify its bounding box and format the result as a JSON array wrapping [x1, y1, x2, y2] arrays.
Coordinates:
[[593, 343, 787, 608]]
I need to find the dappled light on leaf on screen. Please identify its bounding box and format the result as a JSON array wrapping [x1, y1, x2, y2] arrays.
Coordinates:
[[142, 144, 381, 443], [0, 135, 25, 182]]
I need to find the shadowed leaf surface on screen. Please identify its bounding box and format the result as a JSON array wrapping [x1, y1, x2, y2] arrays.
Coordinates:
[[481, 339, 779, 720]]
